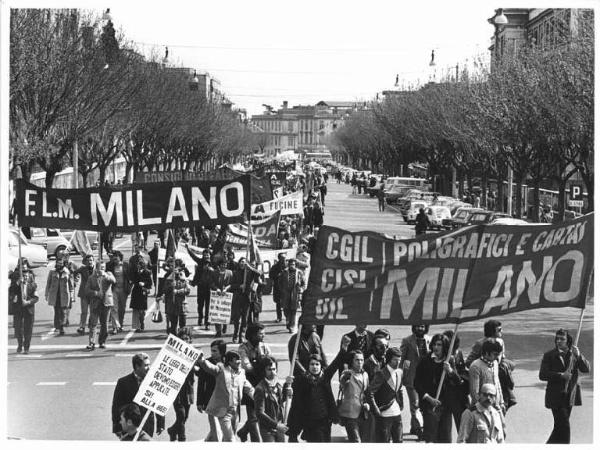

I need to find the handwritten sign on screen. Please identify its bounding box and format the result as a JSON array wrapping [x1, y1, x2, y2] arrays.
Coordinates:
[[133, 335, 200, 416], [209, 291, 233, 324]]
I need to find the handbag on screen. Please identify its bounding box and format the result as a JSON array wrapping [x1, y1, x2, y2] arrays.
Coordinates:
[[151, 301, 163, 323]]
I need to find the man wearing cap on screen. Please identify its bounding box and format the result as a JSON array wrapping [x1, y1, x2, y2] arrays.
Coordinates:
[[457, 383, 505, 443]]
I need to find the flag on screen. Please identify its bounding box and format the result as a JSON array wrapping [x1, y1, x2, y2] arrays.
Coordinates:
[[70, 230, 92, 256], [166, 229, 177, 259], [248, 226, 262, 267]]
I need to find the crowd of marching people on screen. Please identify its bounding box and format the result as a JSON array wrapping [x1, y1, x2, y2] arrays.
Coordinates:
[[8, 161, 590, 443], [107, 319, 589, 443]]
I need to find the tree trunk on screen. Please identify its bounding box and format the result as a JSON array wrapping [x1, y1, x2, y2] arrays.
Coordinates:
[[581, 171, 594, 214], [532, 181, 540, 222], [481, 172, 488, 210], [125, 161, 133, 184], [514, 173, 524, 219], [557, 178, 567, 222]]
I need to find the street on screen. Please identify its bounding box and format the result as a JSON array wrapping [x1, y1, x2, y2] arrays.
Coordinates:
[[6, 181, 594, 442]]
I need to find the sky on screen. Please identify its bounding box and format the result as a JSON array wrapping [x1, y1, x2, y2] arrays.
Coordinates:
[[2, 0, 597, 118]]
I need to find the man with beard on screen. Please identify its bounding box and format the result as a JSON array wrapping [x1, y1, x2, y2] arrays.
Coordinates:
[[400, 323, 431, 440], [112, 353, 164, 438], [457, 383, 505, 443]]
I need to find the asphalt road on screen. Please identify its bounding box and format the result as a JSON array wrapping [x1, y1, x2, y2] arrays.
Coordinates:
[[6, 181, 594, 442]]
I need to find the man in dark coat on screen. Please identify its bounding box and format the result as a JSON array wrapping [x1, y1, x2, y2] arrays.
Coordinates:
[[268, 253, 287, 323], [112, 353, 164, 438], [539, 328, 590, 444], [186, 244, 214, 329]]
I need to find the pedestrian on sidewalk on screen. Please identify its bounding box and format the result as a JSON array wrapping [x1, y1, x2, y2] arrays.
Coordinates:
[[9, 260, 38, 354], [377, 182, 386, 212]]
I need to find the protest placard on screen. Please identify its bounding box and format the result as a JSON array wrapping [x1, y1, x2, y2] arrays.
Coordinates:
[[133, 335, 201, 416], [209, 290, 233, 324]]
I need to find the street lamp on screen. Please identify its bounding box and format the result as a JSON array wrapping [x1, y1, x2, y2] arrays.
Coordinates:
[[102, 8, 112, 22], [494, 8, 508, 25]]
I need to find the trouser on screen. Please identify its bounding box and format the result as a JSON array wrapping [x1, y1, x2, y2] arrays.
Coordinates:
[[205, 414, 221, 441], [170, 403, 190, 441], [302, 418, 331, 442], [378, 198, 385, 211], [109, 304, 120, 330], [167, 314, 186, 335], [374, 414, 403, 443], [422, 406, 453, 443], [233, 302, 250, 340], [114, 289, 127, 327], [449, 401, 467, 432], [53, 304, 67, 331], [238, 404, 260, 442], [215, 323, 227, 336], [342, 414, 371, 443], [14, 311, 34, 351], [217, 409, 238, 442], [260, 426, 285, 442], [78, 296, 90, 329], [283, 307, 297, 330], [132, 309, 146, 330], [197, 287, 211, 325], [89, 304, 110, 345], [406, 386, 423, 432], [272, 288, 282, 320], [547, 406, 572, 444]]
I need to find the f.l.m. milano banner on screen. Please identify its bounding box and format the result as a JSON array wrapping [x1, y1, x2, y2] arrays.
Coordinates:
[[301, 214, 593, 326], [14, 176, 251, 232]]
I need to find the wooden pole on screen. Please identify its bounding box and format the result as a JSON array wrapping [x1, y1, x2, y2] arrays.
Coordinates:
[[132, 409, 151, 441], [435, 322, 459, 401], [284, 323, 303, 423]]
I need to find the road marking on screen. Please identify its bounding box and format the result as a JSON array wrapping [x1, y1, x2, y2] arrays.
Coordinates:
[[119, 303, 157, 346], [15, 354, 42, 358], [37, 382, 67, 386], [41, 329, 57, 341], [115, 353, 135, 357], [92, 382, 117, 386]]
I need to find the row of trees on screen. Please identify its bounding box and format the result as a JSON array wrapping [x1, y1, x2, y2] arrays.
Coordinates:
[[329, 10, 593, 221], [10, 9, 257, 188]]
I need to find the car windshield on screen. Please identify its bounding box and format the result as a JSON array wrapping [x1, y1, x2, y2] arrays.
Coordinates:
[[31, 228, 45, 238], [470, 213, 488, 221]]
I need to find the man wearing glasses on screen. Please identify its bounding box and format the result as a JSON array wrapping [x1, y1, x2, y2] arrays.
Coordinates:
[[457, 383, 505, 443]]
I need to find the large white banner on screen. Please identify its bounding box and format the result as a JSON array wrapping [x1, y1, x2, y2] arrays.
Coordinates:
[[133, 335, 200, 416], [251, 190, 303, 217]]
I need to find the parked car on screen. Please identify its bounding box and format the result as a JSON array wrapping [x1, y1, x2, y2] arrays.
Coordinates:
[[384, 185, 414, 204], [8, 227, 48, 269], [443, 207, 484, 229], [466, 211, 511, 226], [404, 200, 430, 224], [29, 228, 72, 258], [425, 206, 452, 230], [396, 190, 440, 211]]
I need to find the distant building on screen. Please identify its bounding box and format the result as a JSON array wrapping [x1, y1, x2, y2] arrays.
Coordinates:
[[250, 100, 358, 156]]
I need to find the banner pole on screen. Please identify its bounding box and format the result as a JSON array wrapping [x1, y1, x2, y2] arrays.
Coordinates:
[[132, 409, 151, 441], [563, 306, 587, 396], [284, 323, 303, 423], [435, 322, 459, 401]]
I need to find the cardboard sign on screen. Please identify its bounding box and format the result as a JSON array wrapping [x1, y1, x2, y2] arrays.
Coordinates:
[[208, 291, 233, 324], [133, 335, 201, 416]]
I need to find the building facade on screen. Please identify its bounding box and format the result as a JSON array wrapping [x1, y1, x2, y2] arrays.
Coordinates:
[[250, 100, 356, 155]]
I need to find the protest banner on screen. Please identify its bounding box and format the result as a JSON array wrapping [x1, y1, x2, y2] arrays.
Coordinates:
[[228, 211, 281, 247], [208, 290, 233, 324], [273, 187, 284, 199], [133, 334, 201, 416], [14, 176, 251, 232], [301, 214, 594, 325], [251, 190, 303, 217], [134, 167, 272, 204]]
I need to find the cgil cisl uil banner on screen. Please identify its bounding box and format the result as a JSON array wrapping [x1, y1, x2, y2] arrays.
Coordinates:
[[300, 214, 594, 326]]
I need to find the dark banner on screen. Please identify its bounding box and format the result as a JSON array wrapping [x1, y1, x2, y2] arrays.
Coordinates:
[[227, 211, 281, 248], [15, 176, 251, 232], [134, 167, 272, 204], [301, 214, 594, 325]]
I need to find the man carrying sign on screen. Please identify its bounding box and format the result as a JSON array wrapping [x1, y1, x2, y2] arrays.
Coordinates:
[[112, 353, 164, 438]]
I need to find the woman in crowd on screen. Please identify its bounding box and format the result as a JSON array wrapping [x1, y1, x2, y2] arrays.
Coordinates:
[[254, 356, 292, 442], [337, 350, 371, 442], [9, 260, 39, 354], [414, 333, 461, 443], [129, 259, 153, 332]]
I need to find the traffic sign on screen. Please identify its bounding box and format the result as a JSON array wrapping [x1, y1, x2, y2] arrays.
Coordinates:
[[568, 200, 584, 207], [570, 184, 583, 200]]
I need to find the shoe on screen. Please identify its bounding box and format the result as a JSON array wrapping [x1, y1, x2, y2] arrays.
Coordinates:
[[99, 343, 106, 349], [204, 323, 209, 330], [86, 343, 95, 351], [237, 429, 248, 443], [215, 331, 223, 338], [167, 426, 177, 442], [276, 318, 282, 323], [77, 327, 85, 335], [111, 329, 118, 335], [59, 329, 65, 336], [117, 327, 123, 333], [16, 346, 22, 354]]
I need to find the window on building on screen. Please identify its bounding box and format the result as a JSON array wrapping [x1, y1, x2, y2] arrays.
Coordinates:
[[288, 121, 293, 132], [319, 120, 325, 130]]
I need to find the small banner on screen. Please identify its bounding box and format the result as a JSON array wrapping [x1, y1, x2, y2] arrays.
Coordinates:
[[228, 211, 281, 248], [15, 176, 251, 232], [208, 290, 233, 324], [251, 190, 303, 217], [133, 334, 201, 416], [301, 214, 594, 325]]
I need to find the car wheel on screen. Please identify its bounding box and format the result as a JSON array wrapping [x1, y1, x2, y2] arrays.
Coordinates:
[[54, 245, 66, 258]]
